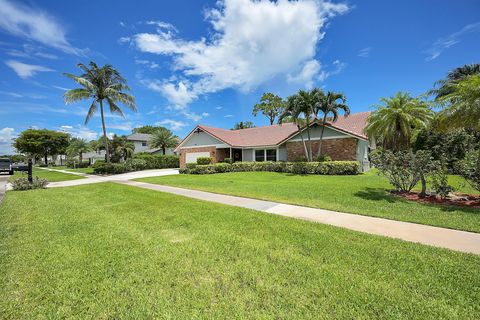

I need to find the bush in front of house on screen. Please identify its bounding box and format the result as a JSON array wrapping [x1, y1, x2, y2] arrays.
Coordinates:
[[458, 150, 480, 192], [11, 177, 49, 191], [92, 161, 127, 174], [133, 153, 179, 169], [181, 161, 359, 175], [196, 157, 213, 165], [65, 159, 90, 168], [125, 158, 147, 172]]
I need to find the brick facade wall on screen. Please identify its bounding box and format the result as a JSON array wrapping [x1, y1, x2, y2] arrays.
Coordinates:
[[179, 147, 230, 168], [286, 138, 357, 161]]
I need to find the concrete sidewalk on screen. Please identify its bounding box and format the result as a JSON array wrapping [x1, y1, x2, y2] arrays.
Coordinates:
[[116, 180, 480, 255], [46, 169, 180, 188]]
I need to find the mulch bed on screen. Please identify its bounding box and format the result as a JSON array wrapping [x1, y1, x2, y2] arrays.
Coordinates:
[[391, 191, 480, 208]]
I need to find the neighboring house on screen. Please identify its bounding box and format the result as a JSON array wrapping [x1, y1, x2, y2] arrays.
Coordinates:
[[175, 112, 373, 171], [126, 133, 176, 155]]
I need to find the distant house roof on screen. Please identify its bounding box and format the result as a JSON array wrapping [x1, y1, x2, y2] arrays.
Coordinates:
[[126, 133, 152, 141], [176, 111, 370, 150]]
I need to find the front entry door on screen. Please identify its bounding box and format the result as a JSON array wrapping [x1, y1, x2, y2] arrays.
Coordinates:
[[233, 149, 242, 162]]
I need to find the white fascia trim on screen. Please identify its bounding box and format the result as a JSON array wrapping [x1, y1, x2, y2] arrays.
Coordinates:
[[179, 143, 230, 149], [175, 126, 231, 151], [288, 135, 354, 142], [289, 124, 368, 142]]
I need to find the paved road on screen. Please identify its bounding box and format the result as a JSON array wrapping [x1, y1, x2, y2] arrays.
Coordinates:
[[0, 174, 9, 202], [117, 180, 480, 255]]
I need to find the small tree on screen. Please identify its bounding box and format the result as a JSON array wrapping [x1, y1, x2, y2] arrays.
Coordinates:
[[67, 138, 92, 163], [133, 125, 165, 134], [149, 128, 179, 155], [253, 93, 284, 125], [13, 129, 70, 165], [371, 149, 435, 194], [232, 121, 256, 130]]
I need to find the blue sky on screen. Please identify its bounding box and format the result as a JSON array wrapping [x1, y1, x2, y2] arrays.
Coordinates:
[[0, 0, 479, 154]]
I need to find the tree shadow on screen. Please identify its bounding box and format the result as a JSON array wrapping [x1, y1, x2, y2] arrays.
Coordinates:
[[353, 188, 400, 203]]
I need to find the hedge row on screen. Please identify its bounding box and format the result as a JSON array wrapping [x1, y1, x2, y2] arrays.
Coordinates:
[[93, 154, 179, 174], [180, 161, 359, 175]]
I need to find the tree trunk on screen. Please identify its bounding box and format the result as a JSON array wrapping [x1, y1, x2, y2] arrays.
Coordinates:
[[316, 114, 328, 158], [297, 124, 309, 161], [79, 152, 83, 163], [305, 119, 312, 161], [44, 153, 48, 165], [162, 147, 166, 155], [99, 100, 110, 163], [419, 173, 427, 198]]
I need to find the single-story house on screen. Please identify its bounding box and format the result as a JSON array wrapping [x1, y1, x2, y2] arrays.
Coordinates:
[[126, 133, 176, 155], [175, 111, 373, 171]]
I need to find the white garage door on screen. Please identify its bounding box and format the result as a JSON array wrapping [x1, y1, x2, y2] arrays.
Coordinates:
[[186, 152, 211, 164]]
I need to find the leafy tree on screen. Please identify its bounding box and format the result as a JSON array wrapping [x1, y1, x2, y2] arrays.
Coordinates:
[[64, 61, 136, 163], [132, 125, 167, 134], [431, 63, 480, 99], [313, 91, 350, 157], [108, 135, 135, 162], [66, 138, 92, 163], [148, 128, 179, 155], [13, 129, 70, 165], [232, 121, 256, 130], [435, 74, 480, 173], [365, 92, 433, 151], [253, 93, 284, 125]]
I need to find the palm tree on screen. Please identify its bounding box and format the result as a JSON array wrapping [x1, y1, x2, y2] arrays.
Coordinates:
[[253, 92, 285, 125], [431, 63, 480, 99], [313, 91, 350, 157], [365, 92, 433, 151], [63, 61, 136, 163], [436, 74, 480, 169], [116, 141, 135, 161], [279, 95, 309, 161], [66, 138, 91, 163], [283, 89, 324, 161], [149, 128, 179, 155]]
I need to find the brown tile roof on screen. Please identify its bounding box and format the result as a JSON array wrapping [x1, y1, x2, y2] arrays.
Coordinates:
[[179, 111, 370, 149]]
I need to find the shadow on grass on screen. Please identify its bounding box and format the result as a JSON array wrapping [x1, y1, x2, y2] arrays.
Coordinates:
[[353, 188, 400, 203]]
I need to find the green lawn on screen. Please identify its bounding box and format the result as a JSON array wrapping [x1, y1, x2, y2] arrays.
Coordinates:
[[0, 183, 478, 319], [11, 167, 84, 182], [137, 171, 480, 233]]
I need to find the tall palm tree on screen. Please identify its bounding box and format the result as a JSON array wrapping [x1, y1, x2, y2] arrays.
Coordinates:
[[63, 61, 136, 163], [431, 63, 480, 99], [116, 141, 135, 161], [313, 91, 350, 157], [66, 138, 92, 163], [149, 128, 179, 155], [279, 95, 309, 161], [365, 92, 433, 151], [436, 74, 480, 169]]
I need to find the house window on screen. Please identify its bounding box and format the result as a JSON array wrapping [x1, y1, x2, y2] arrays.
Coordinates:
[[266, 149, 276, 161], [142, 142, 147, 147], [255, 149, 265, 162]]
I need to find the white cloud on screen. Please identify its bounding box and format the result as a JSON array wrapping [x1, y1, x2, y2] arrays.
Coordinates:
[[59, 125, 98, 141], [52, 85, 70, 91], [106, 123, 133, 131], [357, 47, 371, 58], [128, 0, 349, 107], [35, 52, 59, 60], [0, 91, 23, 98], [5, 60, 54, 79], [425, 22, 480, 61], [216, 106, 222, 110], [135, 59, 159, 69], [0, 127, 15, 154], [202, 112, 209, 117], [224, 114, 233, 118], [287, 59, 322, 88], [0, 0, 84, 55], [156, 119, 188, 131]]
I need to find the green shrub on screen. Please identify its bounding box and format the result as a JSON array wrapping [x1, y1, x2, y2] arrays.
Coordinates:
[[93, 162, 127, 174], [133, 153, 179, 169], [180, 161, 359, 175], [196, 157, 213, 165], [125, 158, 147, 172], [186, 163, 197, 169], [65, 159, 90, 168], [11, 177, 48, 191], [315, 155, 332, 162], [223, 158, 233, 164], [459, 150, 480, 192]]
